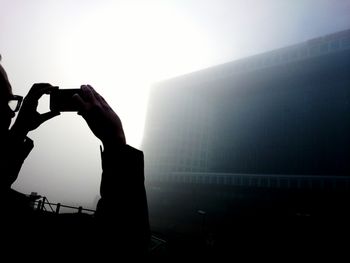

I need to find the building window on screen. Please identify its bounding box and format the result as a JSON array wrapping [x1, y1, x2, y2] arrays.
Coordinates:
[[320, 43, 328, 53], [270, 179, 277, 188], [273, 53, 280, 64], [309, 45, 320, 56], [330, 40, 340, 50], [299, 48, 308, 58], [341, 36, 350, 47], [236, 177, 242, 186], [282, 52, 289, 61], [289, 50, 298, 60]]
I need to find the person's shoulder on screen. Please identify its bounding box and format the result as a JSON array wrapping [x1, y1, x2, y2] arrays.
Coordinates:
[[104, 144, 143, 158], [2, 188, 31, 208], [124, 144, 143, 155]]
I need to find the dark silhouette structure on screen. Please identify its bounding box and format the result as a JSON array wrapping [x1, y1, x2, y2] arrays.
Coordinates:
[[0, 56, 150, 259]]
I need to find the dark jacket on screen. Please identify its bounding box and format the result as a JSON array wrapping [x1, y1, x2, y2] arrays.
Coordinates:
[[1, 134, 150, 258]]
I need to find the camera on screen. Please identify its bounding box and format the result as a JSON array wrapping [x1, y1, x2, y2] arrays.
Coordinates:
[[50, 88, 81, 112]]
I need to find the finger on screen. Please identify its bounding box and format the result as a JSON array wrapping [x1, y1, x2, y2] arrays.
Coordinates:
[[86, 84, 103, 107], [87, 84, 99, 97], [81, 85, 95, 103], [72, 93, 88, 115], [28, 83, 57, 101], [30, 83, 53, 93], [99, 95, 111, 110], [87, 85, 109, 110], [38, 111, 61, 123], [39, 85, 58, 96]]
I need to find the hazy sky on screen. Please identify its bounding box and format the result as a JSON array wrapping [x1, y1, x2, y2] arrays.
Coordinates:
[[1, 0, 349, 207]]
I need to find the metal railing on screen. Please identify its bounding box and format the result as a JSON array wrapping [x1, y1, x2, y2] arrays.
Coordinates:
[[28, 193, 167, 252], [29, 195, 95, 214]]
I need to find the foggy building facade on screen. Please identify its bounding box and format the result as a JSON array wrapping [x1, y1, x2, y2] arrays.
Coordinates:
[[141, 29, 350, 240], [142, 28, 350, 187]]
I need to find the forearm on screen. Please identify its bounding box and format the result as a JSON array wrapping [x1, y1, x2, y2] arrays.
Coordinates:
[[95, 144, 150, 249], [2, 132, 33, 189]]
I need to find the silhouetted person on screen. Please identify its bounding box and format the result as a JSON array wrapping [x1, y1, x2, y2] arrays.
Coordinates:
[[0, 55, 150, 258]]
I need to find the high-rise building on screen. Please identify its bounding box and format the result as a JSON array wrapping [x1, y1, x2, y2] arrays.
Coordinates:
[[142, 29, 350, 188]]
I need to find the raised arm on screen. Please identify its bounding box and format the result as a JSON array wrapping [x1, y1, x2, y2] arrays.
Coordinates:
[[74, 85, 150, 255]]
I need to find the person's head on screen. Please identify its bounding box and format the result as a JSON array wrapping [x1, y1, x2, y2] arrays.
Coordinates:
[[0, 55, 22, 134]]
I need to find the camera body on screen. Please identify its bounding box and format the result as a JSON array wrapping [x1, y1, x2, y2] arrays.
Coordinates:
[[50, 88, 81, 112]]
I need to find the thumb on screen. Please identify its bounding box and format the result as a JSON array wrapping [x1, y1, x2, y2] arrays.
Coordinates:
[[72, 93, 87, 116], [39, 111, 61, 123]]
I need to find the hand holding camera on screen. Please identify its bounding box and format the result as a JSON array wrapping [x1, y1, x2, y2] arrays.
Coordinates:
[[11, 83, 60, 138], [72, 85, 126, 148], [50, 85, 126, 147], [12, 83, 126, 147]]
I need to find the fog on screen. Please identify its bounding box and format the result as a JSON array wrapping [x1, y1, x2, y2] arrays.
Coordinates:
[[1, 0, 349, 208]]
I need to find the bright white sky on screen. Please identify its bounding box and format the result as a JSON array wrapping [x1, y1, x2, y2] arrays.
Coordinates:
[[1, 0, 349, 208]]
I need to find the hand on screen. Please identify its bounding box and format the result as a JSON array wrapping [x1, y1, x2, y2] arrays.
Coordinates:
[[11, 83, 60, 138], [73, 85, 126, 147]]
